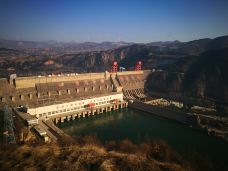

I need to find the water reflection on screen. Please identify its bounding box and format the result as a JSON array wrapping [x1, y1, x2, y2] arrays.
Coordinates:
[[58, 108, 228, 170], [58, 110, 124, 133]]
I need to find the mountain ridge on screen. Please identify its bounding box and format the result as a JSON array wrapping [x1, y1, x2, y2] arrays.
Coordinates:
[[0, 35, 228, 104]]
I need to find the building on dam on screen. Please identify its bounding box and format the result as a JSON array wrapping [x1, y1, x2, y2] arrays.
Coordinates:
[[1, 61, 224, 143], [0, 64, 151, 129]]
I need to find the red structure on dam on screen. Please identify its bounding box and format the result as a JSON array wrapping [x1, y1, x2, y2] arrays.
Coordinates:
[[111, 61, 118, 73], [135, 61, 142, 71]]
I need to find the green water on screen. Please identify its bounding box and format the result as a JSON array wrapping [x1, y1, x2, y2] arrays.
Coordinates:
[[58, 108, 228, 170]]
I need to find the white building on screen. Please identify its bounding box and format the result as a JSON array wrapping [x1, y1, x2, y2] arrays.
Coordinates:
[[26, 93, 123, 118]]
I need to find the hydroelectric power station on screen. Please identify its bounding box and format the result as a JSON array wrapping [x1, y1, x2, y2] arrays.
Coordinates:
[[0, 61, 151, 142]]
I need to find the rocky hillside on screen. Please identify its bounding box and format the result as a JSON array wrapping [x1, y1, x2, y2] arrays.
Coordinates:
[[55, 35, 228, 72], [1, 35, 228, 75], [0, 35, 228, 104], [145, 48, 228, 104], [54, 44, 181, 72]]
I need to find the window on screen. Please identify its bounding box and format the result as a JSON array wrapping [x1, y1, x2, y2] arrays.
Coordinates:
[[48, 112, 51, 115]]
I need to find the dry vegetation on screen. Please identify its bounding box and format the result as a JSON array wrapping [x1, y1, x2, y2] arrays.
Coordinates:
[[0, 136, 199, 171], [0, 112, 217, 171]]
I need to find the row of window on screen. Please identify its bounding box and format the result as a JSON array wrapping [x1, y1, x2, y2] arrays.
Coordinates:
[[37, 100, 113, 118], [40, 85, 109, 94], [38, 106, 85, 118], [56, 97, 114, 109], [16, 86, 111, 100]]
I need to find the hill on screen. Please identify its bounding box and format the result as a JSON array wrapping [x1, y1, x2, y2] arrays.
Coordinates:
[[0, 35, 228, 104], [0, 39, 133, 52], [145, 48, 228, 104], [0, 138, 213, 171]]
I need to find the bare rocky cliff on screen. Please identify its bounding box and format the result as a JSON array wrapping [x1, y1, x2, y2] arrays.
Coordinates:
[[1, 35, 228, 104], [145, 48, 228, 104]]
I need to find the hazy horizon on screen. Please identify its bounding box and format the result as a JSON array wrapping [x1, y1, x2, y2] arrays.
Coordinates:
[[1, 0, 228, 43], [1, 34, 228, 44]]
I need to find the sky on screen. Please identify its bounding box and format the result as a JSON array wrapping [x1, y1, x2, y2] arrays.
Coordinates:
[[0, 0, 228, 43]]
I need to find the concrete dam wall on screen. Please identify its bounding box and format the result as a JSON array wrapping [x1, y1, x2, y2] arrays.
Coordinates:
[[0, 70, 150, 107], [0, 70, 149, 134], [1, 70, 150, 142]]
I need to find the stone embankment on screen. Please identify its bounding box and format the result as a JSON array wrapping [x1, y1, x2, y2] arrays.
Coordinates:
[[129, 100, 198, 127], [129, 100, 228, 142]]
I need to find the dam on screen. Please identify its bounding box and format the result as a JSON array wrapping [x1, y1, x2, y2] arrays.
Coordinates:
[[1, 61, 227, 143], [0, 64, 151, 142]]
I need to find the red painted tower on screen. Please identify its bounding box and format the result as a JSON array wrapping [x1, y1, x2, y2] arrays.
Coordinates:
[[111, 61, 118, 72], [135, 61, 142, 71]]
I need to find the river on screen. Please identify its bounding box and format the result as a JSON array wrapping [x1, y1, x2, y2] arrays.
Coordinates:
[[58, 108, 228, 170]]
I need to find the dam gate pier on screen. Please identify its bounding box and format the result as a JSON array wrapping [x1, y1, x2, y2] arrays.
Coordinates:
[[51, 101, 128, 124]]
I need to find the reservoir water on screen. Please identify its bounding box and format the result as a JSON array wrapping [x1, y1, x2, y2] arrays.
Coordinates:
[[58, 108, 228, 170]]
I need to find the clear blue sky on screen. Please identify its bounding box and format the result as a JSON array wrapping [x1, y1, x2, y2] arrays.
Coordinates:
[[0, 0, 228, 43]]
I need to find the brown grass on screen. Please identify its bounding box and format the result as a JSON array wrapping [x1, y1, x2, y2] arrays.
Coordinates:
[[0, 137, 195, 171]]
